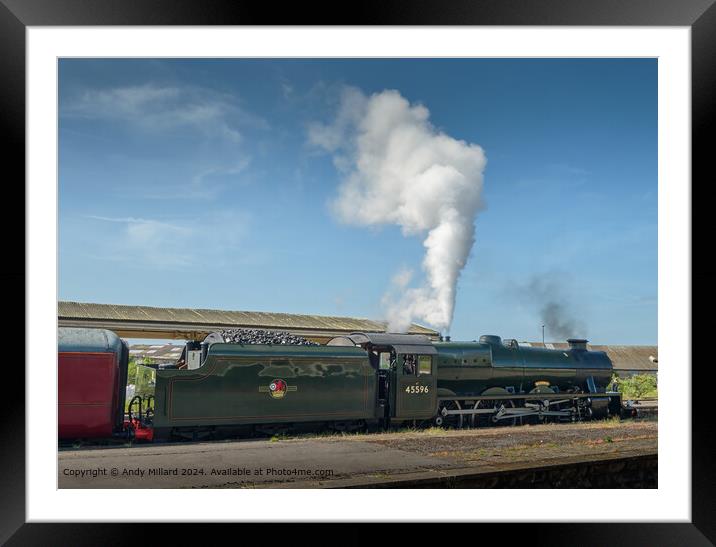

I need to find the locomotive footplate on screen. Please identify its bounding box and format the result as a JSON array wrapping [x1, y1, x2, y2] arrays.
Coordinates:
[[438, 393, 617, 422], [440, 406, 574, 420], [438, 393, 614, 401]]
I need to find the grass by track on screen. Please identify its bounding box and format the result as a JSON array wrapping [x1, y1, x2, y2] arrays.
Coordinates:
[[60, 414, 656, 451]]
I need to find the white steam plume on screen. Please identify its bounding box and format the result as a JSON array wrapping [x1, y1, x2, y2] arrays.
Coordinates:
[[309, 87, 486, 333]]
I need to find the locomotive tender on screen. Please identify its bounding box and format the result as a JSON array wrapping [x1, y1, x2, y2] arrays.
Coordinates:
[[58, 327, 624, 442]]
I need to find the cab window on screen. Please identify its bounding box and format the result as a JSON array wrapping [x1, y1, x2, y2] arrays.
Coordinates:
[[418, 355, 432, 375], [402, 354, 417, 375]]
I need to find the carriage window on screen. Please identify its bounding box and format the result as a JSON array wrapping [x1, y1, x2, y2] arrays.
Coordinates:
[[418, 355, 432, 375], [379, 352, 391, 370]]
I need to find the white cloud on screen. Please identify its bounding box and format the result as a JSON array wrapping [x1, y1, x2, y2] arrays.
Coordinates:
[[310, 87, 487, 333], [86, 216, 194, 268], [62, 83, 268, 143], [280, 80, 294, 100], [86, 212, 249, 270], [307, 86, 366, 152], [133, 156, 254, 201], [188, 157, 252, 197], [391, 268, 414, 289]]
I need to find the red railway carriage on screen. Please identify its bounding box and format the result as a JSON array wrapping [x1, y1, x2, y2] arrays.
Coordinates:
[[58, 328, 129, 439]]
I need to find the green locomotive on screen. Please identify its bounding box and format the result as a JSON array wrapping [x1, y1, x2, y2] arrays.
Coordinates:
[[147, 332, 621, 440]]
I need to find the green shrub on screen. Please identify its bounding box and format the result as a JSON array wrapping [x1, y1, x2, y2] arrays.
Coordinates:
[[125, 358, 156, 411], [611, 373, 657, 399]]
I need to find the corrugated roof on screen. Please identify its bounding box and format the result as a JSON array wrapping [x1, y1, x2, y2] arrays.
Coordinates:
[[520, 342, 658, 372], [58, 301, 438, 336]]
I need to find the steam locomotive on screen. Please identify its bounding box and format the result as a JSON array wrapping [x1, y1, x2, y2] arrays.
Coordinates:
[[58, 327, 627, 443]]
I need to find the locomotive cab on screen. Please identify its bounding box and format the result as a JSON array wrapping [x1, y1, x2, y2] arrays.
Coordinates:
[[394, 352, 436, 420], [327, 333, 438, 423]]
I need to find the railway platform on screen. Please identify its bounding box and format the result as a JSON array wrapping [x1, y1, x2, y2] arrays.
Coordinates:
[[58, 418, 657, 489]]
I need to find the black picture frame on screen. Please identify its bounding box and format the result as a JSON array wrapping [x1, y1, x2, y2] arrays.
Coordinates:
[[5, 0, 709, 544]]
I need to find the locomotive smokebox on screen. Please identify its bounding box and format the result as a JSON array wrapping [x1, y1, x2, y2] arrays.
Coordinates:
[[567, 338, 588, 351]]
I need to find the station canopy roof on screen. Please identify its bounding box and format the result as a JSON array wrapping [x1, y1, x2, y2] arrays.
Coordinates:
[[58, 301, 439, 342]]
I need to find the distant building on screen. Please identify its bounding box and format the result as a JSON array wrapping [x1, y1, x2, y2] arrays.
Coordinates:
[[129, 343, 184, 365], [521, 342, 658, 378]]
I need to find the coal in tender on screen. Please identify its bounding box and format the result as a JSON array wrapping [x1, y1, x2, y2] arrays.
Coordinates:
[[211, 328, 320, 346]]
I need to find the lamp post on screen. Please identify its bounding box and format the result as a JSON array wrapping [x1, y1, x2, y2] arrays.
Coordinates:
[[542, 325, 545, 345]]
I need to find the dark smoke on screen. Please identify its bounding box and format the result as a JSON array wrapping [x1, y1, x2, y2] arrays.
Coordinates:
[[517, 275, 586, 341], [541, 301, 581, 340]]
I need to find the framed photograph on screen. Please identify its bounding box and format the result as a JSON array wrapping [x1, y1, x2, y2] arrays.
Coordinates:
[[7, 0, 709, 543]]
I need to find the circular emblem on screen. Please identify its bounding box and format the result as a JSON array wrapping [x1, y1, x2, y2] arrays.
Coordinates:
[[269, 379, 287, 399]]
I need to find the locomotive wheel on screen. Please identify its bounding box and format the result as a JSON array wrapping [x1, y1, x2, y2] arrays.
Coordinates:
[[527, 386, 558, 423], [474, 399, 493, 427], [475, 399, 518, 426], [478, 388, 520, 427], [437, 400, 463, 429], [492, 399, 518, 426]]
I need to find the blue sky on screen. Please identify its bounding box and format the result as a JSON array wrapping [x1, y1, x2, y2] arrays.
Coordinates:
[[59, 59, 657, 344]]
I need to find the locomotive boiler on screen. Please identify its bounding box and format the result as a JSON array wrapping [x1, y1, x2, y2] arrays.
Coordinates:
[[431, 335, 616, 427], [58, 327, 625, 443]]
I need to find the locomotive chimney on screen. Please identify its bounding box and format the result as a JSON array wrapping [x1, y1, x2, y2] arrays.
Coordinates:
[[567, 338, 588, 351]]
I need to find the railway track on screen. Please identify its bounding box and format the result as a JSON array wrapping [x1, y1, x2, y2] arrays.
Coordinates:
[[627, 399, 658, 418], [59, 400, 657, 452]]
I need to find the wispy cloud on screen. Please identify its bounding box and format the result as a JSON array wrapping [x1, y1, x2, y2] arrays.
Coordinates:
[[187, 157, 252, 197], [86, 212, 250, 270], [280, 80, 294, 100], [87, 216, 195, 268], [135, 156, 253, 200], [62, 83, 268, 143], [538, 221, 657, 267], [507, 163, 590, 194], [547, 163, 591, 177]]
